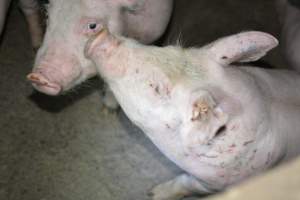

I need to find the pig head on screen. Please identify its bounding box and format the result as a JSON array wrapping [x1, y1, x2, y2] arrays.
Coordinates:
[[27, 0, 173, 95]]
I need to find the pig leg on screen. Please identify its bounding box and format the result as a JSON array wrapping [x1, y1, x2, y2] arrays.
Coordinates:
[[19, 0, 43, 50], [149, 174, 212, 200], [0, 0, 12, 37], [102, 84, 119, 110]]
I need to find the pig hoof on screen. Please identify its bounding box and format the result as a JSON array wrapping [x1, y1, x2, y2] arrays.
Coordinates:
[[101, 106, 119, 115], [102, 89, 120, 110], [148, 183, 185, 200]]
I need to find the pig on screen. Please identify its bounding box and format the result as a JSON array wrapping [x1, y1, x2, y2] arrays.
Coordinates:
[[0, 0, 43, 50], [27, 0, 173, 109], [276, 0, 300, 71], [84, 29, 300, 199]]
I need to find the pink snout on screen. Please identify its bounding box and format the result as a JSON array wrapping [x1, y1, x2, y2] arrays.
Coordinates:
[[27, 73, 62, 95]]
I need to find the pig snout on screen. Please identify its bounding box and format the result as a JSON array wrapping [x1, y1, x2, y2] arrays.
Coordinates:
[[27, 72, 62, 95], [27, 55, 82, 95], [84, 28, 122, 60]]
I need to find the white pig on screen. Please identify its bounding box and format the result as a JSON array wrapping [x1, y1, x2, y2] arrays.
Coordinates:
[[27, 0, 173, 109], [84, 30, 300, 199], [276, 0, 300, 71], [0, 0, 43, 50]]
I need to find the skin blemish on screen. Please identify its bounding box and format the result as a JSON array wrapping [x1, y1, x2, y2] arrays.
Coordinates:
[[265, 152, 271, 165], [135, 69, 139, 74], [243, 140, 254, 146], [221, 56, 228, 59], [166, 124, 171, 129], [226, 148, 234, 153], [251, 165, 258, 170], [216, 146, 224, 154], [155, 86, 160, 94], [197, 153, 218, 159], [230, 124, 239, 131], [166, 86, 171, 96], [217, 170, 226, 178], [229, 143, 236, 148]]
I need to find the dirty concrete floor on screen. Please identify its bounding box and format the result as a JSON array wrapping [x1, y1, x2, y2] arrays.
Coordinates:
[[0, 1, 285, 200]]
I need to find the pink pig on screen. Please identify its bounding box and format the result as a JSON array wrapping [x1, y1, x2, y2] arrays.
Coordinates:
[[27, 0, 173, 109], [84, 29, 300, 199]]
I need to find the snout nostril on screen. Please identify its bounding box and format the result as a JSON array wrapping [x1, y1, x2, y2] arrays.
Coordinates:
[[27, 73, 48, 85], [215, 125, 227, 138]]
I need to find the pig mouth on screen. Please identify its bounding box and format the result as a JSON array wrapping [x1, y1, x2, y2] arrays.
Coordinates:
[[27, 72, 62, 96]]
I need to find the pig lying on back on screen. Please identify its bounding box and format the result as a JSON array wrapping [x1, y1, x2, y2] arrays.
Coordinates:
[[276, 0, 300, 71], [84, 30, 300, 199], [0, 0, 43, 50], [27, 0, 173, 109]]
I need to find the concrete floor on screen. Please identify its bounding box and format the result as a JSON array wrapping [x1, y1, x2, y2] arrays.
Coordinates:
[[0, 1, 286, 200]]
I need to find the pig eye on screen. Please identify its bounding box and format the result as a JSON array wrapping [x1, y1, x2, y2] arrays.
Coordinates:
[[85, 22, 103, 36], [88, 23, 97, 30]]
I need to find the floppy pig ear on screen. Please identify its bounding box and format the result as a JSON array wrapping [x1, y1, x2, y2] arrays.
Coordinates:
[[206, 31, 278, 65]]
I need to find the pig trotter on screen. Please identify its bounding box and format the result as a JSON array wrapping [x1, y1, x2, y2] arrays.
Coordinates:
[[101, 84, 120, 110], [148, 174, 212, 200]]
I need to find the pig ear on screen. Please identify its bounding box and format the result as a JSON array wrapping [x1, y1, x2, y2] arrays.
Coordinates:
[[206, 31, 278, 65]]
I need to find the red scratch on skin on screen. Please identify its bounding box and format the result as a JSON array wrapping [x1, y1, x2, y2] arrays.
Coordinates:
[[226, 144, 237, 153], [230, 124, 239, 131]]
